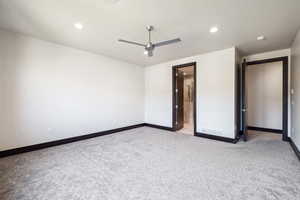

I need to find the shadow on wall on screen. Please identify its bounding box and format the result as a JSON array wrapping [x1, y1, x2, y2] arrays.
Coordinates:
[[0, 30, 145, 151], [1, 32, 76, 149]]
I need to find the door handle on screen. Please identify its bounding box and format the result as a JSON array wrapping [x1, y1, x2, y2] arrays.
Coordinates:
[[242, 109, 247, 112]]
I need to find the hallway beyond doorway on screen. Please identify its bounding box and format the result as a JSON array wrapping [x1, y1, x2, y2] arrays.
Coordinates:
[[173, 64, 195, 135]]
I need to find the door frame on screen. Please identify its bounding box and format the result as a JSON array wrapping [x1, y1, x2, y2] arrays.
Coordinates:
[[243, 56, 289, 141], [241, 59, 248, 141], [172, 62, 197, 135]]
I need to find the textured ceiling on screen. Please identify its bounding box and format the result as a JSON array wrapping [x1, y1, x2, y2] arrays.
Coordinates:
[[0, 0, 299, 66]]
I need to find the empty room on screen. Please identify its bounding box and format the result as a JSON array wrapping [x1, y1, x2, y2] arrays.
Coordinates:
[[0, 0, 300, 199]]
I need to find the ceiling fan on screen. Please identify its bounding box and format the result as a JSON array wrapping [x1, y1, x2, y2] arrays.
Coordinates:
[[118, 25, 181, 57]]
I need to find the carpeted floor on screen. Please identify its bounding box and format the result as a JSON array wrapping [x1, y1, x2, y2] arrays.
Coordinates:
[[0, 127, 299, 200]]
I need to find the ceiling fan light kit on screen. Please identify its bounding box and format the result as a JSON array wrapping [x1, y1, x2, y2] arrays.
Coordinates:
[[118, 25, 181, 57]]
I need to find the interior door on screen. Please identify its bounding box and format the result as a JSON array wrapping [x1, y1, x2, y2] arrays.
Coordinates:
[[241, 59, 248, 141], [175, 69, 184, 130]]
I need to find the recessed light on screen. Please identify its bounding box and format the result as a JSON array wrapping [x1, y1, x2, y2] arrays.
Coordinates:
[[210, 26, 218, 33], [257, 35, 265, 41], [74, 23, 83, 30]]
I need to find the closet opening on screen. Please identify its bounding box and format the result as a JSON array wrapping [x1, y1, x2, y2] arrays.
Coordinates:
[[240, 57, 289, 141], [172, 62, 196, 135]]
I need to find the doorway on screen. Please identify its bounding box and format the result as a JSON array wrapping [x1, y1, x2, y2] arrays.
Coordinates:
[[240, 57, 288, 141], [172, 62, 196, 135]]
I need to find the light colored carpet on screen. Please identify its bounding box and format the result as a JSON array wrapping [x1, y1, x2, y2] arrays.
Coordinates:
[[0, 127, 299, 200]]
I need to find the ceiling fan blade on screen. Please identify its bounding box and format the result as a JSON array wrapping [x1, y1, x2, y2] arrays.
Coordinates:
[[154, 38, 181, 47], [118, 39, 146, 47]]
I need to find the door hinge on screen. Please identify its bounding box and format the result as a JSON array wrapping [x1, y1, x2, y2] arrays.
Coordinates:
[[291, 89, 294, 95]]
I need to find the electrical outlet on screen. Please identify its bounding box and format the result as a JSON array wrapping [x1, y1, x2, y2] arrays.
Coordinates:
[[202, 128, 222, 135]]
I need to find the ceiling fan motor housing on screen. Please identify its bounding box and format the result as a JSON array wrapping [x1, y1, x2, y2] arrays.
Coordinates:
[[146, 42, 154, 51], [145, 42, 154, 57]]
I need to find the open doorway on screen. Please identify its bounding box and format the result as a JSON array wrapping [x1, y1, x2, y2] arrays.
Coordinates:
[[172, 62, 196, 135], [240, 57, 288, 141]]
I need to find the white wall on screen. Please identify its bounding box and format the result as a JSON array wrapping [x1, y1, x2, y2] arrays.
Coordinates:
[[291, 29, 300, 149], [0, 29, 144, 151], [246, 62, 283, 129], [244, 49, 291, 136], [145, 48, 236, 139]]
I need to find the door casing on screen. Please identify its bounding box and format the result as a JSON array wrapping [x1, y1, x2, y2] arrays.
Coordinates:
[[241, 56, 289, 141], [172, 62, 197, 135]]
